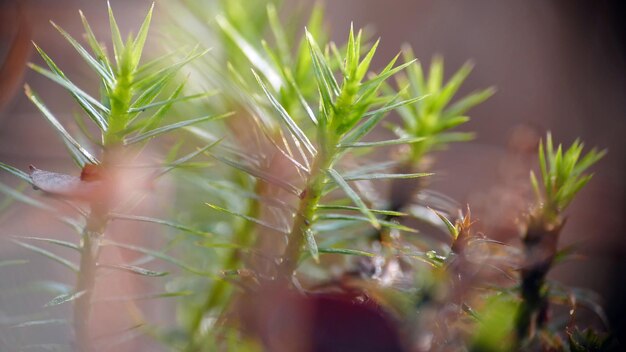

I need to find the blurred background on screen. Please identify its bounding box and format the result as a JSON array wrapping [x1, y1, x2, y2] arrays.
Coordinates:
[[1, 0, 624, 347]]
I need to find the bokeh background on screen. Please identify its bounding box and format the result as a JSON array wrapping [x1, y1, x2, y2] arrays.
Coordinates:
[[1, 0, 625, 346]]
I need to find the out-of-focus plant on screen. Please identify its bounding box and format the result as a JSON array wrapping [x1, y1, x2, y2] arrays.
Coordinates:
[[516, 134, 606, 348], [387, 52, 495, 213], [0, 3, 225, 350]]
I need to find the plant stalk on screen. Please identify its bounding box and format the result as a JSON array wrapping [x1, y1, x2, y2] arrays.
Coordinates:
[[74, 63, 132, 350], [515, 213, 562, 341], [279, 136, 337, 278], [73, 201, 109, 352]]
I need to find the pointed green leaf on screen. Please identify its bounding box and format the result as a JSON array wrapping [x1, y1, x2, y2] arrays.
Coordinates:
[[427, 55, 444, 92], [360, 57, 416, 93], [317, 214, 416, 233], [79, 10, 111, 70], [266, 3, 290, 66], [216, 15, 282, 90], [109, 213, 213, 238], [130, 79, 188, 135], [429, 208, 458, 239], [107, 1, 125, 67], [24, 85, 99, 165], [50, 22, 114, 86], [530, 170, 542, 203], [341, 172, 433, 182], [318, 205, 405, 217], [432, 62, 473, 112], [340, 92, 402, 146], [102, 240, 215, 277], [207, 152, 301, 196], [363, 95, 429, 118], [443, 87, 495, 119], [305, 32, 337, 119], [125, 112, 232, 145], [434, 132, 475, 143], [327, 169, 380, 229], [285, 71, 317, 125], [156, 140, 222, 178], [252, 70, 316, 156], [129, 92, 212, 113], [339, 136, 425, 149], [131, 3, 154, 69], [318, 248, 375, 257], [356, 38, 380, 82], [206, 203, 287, 234], [29, 44, 110, 131]]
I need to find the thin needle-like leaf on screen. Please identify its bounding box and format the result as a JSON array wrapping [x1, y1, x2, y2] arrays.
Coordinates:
[[339, 136, 425, 149], [207, 152, 301, 196], [27, 63, 109, 114], [125, 112, 232, 145], [102, 240, 216, 277], [13, 240, 78, 272], [25, 85, 99, 165], [252, 70, 317, 156], [317, 214, 416, 233], [318, 205, 406, 217], [107, 1, 125, 67], [109, 213, 214, 238], [206, 203, 288, 234], [50, 22, 114, 86], [327, 169, 380, 229], [341, 172, 433, 182], [131, 2, 154, 69], [15, 236, 80, 252], [216, 15, 282, 90], [318, 248, 375, 257], [128, 92, 213, 113], [362, 95, 428, 117], [429, 208, 458, 239]]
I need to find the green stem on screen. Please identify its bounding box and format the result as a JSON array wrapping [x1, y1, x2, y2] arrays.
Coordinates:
[[279, 85, 354, 278], [74, 65, 132, 351], [278, 136, 337, 278]]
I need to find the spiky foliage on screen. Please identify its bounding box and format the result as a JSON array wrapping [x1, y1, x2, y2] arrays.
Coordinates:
[[385, 51, 494, 215], [530, 132, 606, 222], [517, 133, 606, 344], [392, 50, 495, 165], [179, 21, 433, 349], [0, 2, 611, 351], [0, 3, 220, 350]]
